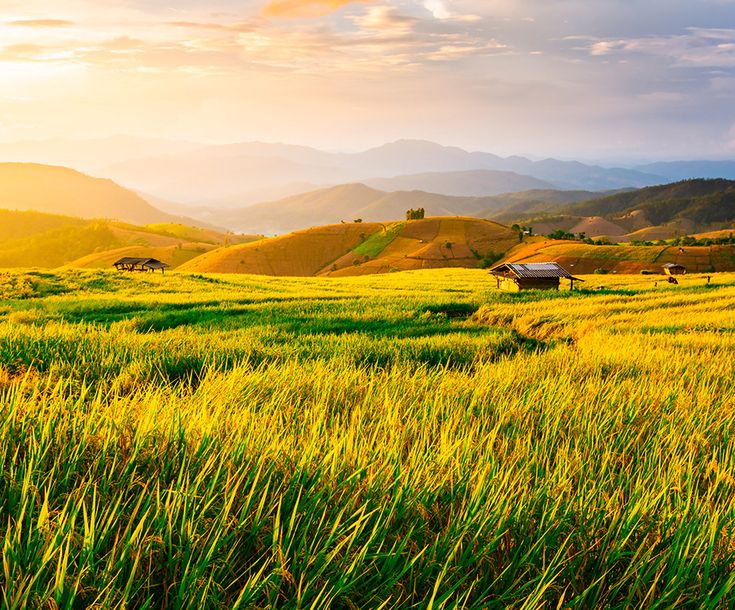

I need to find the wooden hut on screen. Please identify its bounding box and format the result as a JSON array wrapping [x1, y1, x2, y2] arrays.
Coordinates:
[[489, 262, 583, 291], [662, 263, 686, 276], [113, 257, 170, 274]]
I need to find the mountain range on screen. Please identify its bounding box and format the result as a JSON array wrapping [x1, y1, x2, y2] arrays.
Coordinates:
[[6, 136, 729, 208], [510, 179, 735, 241]]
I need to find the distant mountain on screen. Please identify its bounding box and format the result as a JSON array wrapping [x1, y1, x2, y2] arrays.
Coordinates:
[[564, 179, 735, 225], [503, 179, 735, 241], [0, 163, 212, 228], [100, 154, 351, 205], [363, 170, 554, 197], [636, 161, 735, 182], [180, 217, 518, 277], [216, 183, 532, 234], [87, 138, 667, 204], [477, 189, 619, 223], [345, 140, 664, 190]]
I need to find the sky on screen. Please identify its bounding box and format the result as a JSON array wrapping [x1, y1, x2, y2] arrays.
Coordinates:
[[0, 0, 734, 160]]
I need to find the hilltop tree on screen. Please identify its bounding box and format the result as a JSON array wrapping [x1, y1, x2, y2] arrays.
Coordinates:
[[406, 208, 425, 220]]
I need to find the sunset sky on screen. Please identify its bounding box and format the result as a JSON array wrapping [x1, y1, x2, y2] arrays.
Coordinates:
[[1, 0, 734, 160]]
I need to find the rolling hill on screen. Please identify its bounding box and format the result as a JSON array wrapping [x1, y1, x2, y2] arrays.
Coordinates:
[[179, 217, 519, 277], [478, 189, 619, 223], [214, 183, 609, 235], [502, 238, 735, 274], [0, 163, 212, 227], [0, 209, 259, 268], [218, 184, 524, 234], [212, 178, 735, 238], [500, 179, 735, 241], [563, 179, 735, 223]]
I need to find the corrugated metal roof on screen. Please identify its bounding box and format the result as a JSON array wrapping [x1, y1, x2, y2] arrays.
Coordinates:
[[662, 263, 686, 268], [490, 262, 576, 279], [113, 257, 169, 268]]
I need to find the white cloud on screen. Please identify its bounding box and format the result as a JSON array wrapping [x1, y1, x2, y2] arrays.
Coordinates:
[[581, 28, 735, 68], [423, 0, 451, 19]]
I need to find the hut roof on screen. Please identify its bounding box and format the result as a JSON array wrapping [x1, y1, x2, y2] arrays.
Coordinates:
[[489, 262, 583, 281], [662, 263, 686, 269], [113, 257, 170, 268]]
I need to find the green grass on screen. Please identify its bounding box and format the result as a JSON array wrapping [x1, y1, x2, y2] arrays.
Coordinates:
[[1, 268, 735, 608], [352, 222, 405, 258]]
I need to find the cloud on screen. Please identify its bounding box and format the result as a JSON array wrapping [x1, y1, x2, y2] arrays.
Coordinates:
[[167, 21, 256, 33], [581, 28, 735, 68], [423, 0, 451, 19], [262, 0, 369, 18], [6, 19, 73, 28], [352, 6, 416, 32]]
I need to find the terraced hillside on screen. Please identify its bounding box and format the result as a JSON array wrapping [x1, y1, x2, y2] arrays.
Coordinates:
[[504, 238, 735, 273], [180, 217, 519, 277]]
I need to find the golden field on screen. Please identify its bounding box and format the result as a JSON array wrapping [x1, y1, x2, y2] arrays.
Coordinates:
[[0, 268, 734, 608]]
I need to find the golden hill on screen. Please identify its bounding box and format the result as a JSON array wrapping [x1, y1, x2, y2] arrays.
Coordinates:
[[503, 238, 735, 273], [67, 244, 217, 270], [0, 209, 259, 269], [180, 217, 519, 277], [0, 163, 210, 227]]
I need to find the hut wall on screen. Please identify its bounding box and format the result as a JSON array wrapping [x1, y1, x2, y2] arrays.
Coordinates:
[[664, 267, 686, 276], [498, 277, 561, 291], [500, 277, 520, 292], [516, 278, 561, 291]]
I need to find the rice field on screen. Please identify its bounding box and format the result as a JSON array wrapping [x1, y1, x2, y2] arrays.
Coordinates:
[[1, 268, 735, 609]]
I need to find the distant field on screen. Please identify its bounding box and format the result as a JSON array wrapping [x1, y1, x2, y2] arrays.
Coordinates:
[[1, 268, 735, 608], [505, 238, 735, 273]]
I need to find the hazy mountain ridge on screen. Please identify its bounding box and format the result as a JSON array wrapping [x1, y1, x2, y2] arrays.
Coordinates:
[[362, 170, 555, 197], [0, 163, 216, 228], [215, 183, 534, 234], [635, 161, 735, 182], [0, 136, 675, 206], [203, 178, 735, 236], [99, 139, 666, 204]]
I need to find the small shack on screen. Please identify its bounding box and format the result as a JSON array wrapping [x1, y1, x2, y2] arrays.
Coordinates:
[[662, 263, 686, 276], [489, 262, 583, 291], [113, 257, 170, 274]]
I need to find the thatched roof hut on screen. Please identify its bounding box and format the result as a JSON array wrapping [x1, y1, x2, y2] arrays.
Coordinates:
[[489, 262, 583, 291]]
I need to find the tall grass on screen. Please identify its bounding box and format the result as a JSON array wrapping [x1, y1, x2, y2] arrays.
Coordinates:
[[1, 268, 734, 608]]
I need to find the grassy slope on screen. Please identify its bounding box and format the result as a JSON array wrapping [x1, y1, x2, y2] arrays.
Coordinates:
[[0, 208, 258, 269], [503, 238, 735, 273], [181, 217, 519, 277], [178, 222, 385, 276], [1, 268, 735, 607], [66, 243, 216, 269]]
